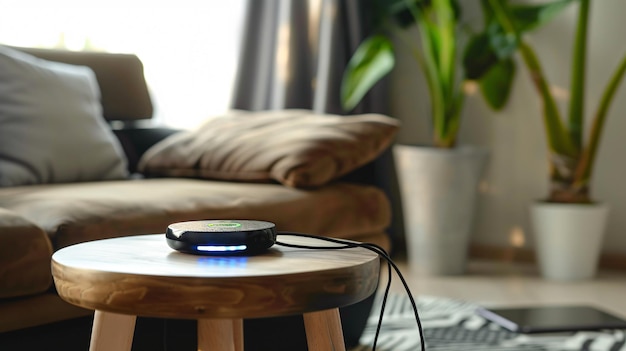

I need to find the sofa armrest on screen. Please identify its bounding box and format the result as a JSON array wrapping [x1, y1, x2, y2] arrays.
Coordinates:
[[113, 127, 182, 174], [0, 208, 53, 299]]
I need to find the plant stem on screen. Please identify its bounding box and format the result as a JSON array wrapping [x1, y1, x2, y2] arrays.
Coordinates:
[[517, 42, 576, 159], [574, 53, 626, 189], [408, 1, 457, 147], [417, 13, 447, 146], [488, 0, 577, 159], [437, 0, 460, 147], [433, 0, 456, 106], [489, 0, 581, 202], [568, 0, 590, 151]]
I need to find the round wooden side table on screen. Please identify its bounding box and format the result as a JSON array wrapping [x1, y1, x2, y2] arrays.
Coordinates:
[[51, 234, 380, 351]]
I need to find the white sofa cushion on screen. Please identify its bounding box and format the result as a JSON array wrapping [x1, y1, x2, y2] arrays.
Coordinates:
[[0, 45, 128, 186]]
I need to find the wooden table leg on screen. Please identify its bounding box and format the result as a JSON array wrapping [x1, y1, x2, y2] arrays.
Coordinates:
[[232, 319, 244, 351], [303, 308, 346, 351], [198, 318, 243, 351], [89, 310, 136, 351]]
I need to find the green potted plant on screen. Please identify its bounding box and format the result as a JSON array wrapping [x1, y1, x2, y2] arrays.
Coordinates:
[[341, 0, 507, 275], [467, 0, 626, 280]]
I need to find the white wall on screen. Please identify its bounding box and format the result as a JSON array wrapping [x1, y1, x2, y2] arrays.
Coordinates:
[[389, 1, 626, 254]]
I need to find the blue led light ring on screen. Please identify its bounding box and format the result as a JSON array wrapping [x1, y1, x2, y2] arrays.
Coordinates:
[[196, 245, 248, 252]]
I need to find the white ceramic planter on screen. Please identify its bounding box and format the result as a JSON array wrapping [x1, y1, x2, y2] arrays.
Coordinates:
[[530, 202, 609, 281], [394, 145, 488, 276]]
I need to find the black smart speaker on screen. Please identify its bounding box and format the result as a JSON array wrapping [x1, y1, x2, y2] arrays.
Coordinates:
[[166, 220, 277, 256]]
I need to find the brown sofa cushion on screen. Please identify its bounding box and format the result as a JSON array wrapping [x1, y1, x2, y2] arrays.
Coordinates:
[[137, 110, 399, 188], [0, 208, 53, 298], [0, 178, 391, 251]]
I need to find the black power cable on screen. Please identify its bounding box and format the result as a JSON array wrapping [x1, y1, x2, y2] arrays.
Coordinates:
[[275, 232, 426, 351]]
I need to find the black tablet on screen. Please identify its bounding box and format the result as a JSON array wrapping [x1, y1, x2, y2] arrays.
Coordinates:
[[476, 305, 626, 334]]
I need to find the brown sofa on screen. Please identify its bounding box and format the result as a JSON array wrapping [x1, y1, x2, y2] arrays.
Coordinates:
[[0, 46, 396, 349]]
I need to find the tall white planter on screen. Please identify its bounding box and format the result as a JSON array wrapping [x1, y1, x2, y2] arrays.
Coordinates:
[[394, 145, 488, 275], [530, 202, 609, 281]]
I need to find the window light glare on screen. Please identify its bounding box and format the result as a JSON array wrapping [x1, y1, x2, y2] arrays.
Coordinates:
[[0, 1, 246, 130]]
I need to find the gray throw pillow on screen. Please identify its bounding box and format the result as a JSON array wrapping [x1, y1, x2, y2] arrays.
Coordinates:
[[0, 46, 128, 186]]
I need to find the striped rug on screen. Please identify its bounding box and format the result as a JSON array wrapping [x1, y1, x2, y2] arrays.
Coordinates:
[[352, 294, 626, 351]]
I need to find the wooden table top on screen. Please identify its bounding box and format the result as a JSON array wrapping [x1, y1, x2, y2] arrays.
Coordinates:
[[52, 234, 380, 319]]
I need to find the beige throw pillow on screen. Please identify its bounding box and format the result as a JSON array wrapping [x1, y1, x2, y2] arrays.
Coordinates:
[[138, 109, 399, 188]]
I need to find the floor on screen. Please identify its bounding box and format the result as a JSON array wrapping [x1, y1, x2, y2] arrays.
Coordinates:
[[385, 258, 626, 319]]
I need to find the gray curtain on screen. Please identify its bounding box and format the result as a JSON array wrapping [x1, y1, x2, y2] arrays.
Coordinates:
[[231, 0, 405, 253]]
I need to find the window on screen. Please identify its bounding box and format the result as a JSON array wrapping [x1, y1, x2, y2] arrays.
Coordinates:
[[0, 0, 247, 129]]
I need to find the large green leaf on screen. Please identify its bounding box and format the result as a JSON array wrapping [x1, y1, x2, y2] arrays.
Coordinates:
[[341, 35, 395, 111], [465, 0, 573, 109], [479, 58, 515, 110], [462, 21, 516, 80], [480, 0, 495, 26], [463, 32, 498, 80], [509, 0, 576, 33], [388, 0, 462, 26], [478, 0, 574, 59], [371, 0, 417, 28], [487, 21, 518, 59], [388, 0, 422, 28]]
